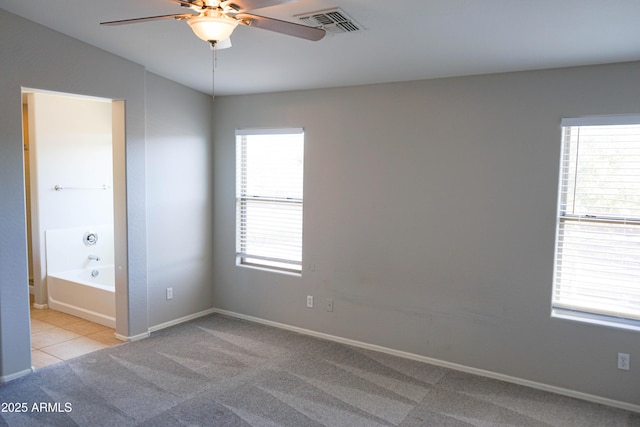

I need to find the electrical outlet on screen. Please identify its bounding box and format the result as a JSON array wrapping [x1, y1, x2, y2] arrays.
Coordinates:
[[166, 287, 173, 300], [326, 299, 334, 312], [306, 295, 313, 308], [618, 353, 630, 371]]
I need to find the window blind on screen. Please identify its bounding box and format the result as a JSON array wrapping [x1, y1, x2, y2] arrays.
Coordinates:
[[553, 119, 640, 323], [235, 129, 304, 273]]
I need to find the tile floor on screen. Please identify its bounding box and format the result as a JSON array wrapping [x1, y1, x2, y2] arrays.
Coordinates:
[[30, 307, 121, 369]]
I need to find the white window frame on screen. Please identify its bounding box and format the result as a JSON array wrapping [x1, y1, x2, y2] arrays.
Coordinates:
[[552, 115, 640, 331], [235, 128, 304, 275]]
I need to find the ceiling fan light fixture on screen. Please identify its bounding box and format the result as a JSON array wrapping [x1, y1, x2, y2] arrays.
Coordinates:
[[187, 12, 239, 44]]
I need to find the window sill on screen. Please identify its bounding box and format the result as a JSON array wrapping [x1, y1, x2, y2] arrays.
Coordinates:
[[236, 262, 302, 278], [552, 309, 640, 333]]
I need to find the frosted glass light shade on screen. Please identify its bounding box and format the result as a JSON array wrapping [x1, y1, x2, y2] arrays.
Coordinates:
[[187, 15, 239, 43]]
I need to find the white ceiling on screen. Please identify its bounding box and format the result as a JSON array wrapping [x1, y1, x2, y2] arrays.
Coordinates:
[[3, 0, 640, 96]]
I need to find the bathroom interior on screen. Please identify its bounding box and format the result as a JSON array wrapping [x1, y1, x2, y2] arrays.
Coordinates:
[[23, 90, 122, 368]]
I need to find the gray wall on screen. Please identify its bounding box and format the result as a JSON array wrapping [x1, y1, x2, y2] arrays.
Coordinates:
[[212, 62, 640, 406], [146, 73, 214, 327], [0, 10, 213, 379]]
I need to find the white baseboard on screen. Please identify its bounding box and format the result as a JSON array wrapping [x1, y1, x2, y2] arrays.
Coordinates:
[[148, 308, 217, 334], [114, 331, 149, 342], [32, 303, 48, 310], [115, 308, 216, 342], [47, 297, 114, 328], [1, 368, 33, 383], [212, 308, 640, 414]]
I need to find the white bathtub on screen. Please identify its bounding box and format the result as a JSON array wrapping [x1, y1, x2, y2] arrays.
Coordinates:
[[47, 265, 115, 328]]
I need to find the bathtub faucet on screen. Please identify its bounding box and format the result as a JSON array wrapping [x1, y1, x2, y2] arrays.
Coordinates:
[[88, 254, 101, 261]]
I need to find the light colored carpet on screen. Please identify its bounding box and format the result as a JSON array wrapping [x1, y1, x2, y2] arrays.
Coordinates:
[[1, 314, 638, 426]]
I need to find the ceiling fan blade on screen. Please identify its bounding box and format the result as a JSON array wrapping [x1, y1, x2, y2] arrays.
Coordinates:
[[100, 14, 194, 26], [238, 13, 326, 41], [167, 0, 205, 9], [226, 0, 296, 13]]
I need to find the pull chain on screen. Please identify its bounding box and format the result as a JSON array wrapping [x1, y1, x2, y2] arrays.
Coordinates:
[[211, 42, 216, 102]]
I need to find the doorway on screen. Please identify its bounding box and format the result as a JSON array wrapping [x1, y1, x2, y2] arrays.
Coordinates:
[[22, 89, 125, 367]]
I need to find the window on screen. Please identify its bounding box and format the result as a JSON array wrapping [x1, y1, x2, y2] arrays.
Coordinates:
[[235, 128, 304, 274], [553, 116, 640, 329]]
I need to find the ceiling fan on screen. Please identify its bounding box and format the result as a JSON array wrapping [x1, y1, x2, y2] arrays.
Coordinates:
[[100, 0, 326, 47]]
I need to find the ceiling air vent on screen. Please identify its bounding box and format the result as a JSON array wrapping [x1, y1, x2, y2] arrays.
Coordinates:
[[295, 8, 362, 35]]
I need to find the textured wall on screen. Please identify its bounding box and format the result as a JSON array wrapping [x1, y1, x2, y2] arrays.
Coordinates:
[[145, 73, 214, 327], [212, 62, 640, 407]]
